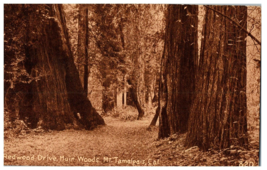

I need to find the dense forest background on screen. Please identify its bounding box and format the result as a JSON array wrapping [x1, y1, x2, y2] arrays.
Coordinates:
[[4, 4, 260, 166]]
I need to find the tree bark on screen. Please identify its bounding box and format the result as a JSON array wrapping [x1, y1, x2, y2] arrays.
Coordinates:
[[185, 5, 248, 150], [56, 4, 105, 130], [204, 5, 261, 46], [10, 4, 105, 130], [83, 7, 89, 95], [158, 42, 170, 138], [158, 5, 198, 138]]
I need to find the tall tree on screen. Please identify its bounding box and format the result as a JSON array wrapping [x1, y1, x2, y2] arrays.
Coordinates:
[[185, 6, 248, 150], [92, 4, 127, 113], [158, 5, 198, 138], [83, 7, 89, 94], [77, 4, 89, 92], [93, 4, 147, 119], [123, 5, 164, 119], [4, 4, 105, 130]]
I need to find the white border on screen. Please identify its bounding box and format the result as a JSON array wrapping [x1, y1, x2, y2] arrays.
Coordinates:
[[1, 0, 265, 169]]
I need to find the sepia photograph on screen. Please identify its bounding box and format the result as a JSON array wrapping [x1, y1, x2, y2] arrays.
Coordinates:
[[3, 1, 261, 166]]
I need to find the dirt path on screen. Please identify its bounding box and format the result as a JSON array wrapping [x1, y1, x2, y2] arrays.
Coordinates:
[[4, 115, 259, 166], [4, 116, 159, 166]]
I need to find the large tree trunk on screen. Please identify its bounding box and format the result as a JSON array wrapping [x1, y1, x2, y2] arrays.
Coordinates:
[[185, 6, 248, 150], [55, 4, 105, 130], [157, 41, 169, 138], [8, 4, 105, 130], [158, 5, 198, 138]]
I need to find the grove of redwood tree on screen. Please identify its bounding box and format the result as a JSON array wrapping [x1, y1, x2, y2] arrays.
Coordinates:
[[158, 5, 198, 138], [185, 6, 248, 150], [93, 4, 146, 119], [5, 4, 105, 130]]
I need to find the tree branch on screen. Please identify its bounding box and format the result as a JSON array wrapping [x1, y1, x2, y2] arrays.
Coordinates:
[[204, 5, 261, 46]]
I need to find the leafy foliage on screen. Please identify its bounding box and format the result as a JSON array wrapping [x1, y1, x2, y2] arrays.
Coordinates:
[[63, 4, 165, 113]]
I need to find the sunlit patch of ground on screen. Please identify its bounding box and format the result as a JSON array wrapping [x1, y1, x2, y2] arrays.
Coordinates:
[[4, 116, 159, 166]]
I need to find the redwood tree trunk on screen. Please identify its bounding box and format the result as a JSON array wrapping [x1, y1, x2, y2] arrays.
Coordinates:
[[185, 6, 248, 150], [158, 5, 198, 138], [10, 4, 105, 130], [56, 4, 105, 130]]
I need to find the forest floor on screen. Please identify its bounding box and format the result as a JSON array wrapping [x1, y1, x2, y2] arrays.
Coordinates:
[[4, 115, 259, 166]]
